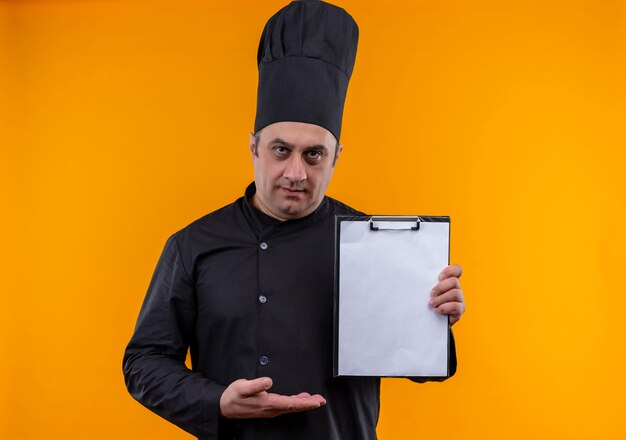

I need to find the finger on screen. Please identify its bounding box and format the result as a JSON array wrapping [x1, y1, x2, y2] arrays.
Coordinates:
[[431, 276, 461, 298], [290, 392, 312, 398], [309, 394, 327, 406], [238, 377, 273, 397], [435, 301, 465, 320], [438, 264, 462, 281], [429, 289, 464, 308], [267, 393, 326, 415]]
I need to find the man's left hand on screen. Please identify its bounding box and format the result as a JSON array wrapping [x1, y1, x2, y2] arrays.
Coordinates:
[[429, 264, 465, 326]]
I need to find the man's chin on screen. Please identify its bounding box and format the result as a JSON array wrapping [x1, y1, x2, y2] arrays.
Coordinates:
[[278, 202, 311, 219]]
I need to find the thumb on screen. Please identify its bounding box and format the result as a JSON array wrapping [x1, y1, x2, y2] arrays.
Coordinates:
[[238, 377, 273, 397]]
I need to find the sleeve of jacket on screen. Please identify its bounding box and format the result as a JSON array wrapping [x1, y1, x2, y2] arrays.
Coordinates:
[[122, 233, 226, 439]]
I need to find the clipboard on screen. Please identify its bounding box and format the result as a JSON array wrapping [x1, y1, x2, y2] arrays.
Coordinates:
[[333, 215, 451, 378]]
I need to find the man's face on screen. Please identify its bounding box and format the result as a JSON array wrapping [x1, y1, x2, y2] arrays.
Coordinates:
[[250, 121, 342, 221]]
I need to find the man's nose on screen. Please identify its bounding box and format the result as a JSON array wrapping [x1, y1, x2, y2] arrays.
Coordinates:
[[283, 155, 307, 182]]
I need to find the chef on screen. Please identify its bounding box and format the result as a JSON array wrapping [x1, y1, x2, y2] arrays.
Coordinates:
[[123, 1, 465, 439]]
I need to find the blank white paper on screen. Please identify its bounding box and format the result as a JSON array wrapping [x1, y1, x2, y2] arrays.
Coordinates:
[[337, 217, 450, 377]]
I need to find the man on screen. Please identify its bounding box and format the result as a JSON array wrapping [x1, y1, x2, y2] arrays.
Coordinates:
[[123, 1, 465, 439]]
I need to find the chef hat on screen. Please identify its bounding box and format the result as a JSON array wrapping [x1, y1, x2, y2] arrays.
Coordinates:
[[254, 0, 359, 142]]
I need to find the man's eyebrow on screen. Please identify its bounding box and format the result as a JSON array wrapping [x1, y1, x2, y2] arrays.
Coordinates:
[[304, 144, 329, 152], [268, 138, 294, 148], [269, 138, 329, 152]]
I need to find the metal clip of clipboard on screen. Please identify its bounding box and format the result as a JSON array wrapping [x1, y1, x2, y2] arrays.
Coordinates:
[[369, 216, 421, 231]]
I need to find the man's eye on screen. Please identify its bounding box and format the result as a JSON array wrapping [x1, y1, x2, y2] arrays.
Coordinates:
[[274, 146, 288, 154], [307, 151, 323, 159]]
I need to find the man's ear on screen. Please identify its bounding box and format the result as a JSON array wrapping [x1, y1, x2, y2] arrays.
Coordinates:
[[333, 143, 344, 166], [249, 132, 256, 159]]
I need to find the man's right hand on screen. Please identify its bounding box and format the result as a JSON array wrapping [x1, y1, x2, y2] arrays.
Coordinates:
[[219, 377, 326, 419]]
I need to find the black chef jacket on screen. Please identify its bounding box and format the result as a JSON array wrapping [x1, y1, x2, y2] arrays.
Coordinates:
[[123, 183, 456, 440]]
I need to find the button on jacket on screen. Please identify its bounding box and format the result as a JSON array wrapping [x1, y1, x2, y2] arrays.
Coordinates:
[[123, 183, 456, 439]]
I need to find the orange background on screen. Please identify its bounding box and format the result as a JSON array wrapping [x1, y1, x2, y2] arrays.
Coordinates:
[[1, 0, 625, 438]]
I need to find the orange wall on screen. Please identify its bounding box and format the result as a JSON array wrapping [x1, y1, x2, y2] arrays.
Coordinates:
[[1, 0, 625, 438]]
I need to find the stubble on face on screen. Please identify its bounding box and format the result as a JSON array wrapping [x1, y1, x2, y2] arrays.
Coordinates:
[[250, 122, 341, 221]]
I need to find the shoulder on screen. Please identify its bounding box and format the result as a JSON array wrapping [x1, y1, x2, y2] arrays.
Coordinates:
[[169, 196, 251, 253], [326, 196, 366, 216], [185, 198, 244, 230]]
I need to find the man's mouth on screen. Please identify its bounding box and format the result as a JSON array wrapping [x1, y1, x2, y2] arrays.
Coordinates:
[[280, 187, 305, 195]]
